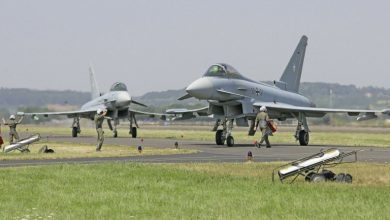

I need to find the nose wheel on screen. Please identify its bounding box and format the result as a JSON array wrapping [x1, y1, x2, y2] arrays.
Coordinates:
[[226, 136, 234, 147], [72, 127, 78, 137], [215, 130, 224, 145], [215, 118, 235, 147], [215, 130, 235, 147], [129, 112, 138, 138], [130, 127, 137, 138]]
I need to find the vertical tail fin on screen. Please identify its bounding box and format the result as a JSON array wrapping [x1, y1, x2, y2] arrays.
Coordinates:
[[89, 64, 100, 99], [279, 35, 308, 93]]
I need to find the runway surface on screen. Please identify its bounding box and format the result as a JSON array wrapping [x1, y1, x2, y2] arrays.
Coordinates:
[[1, 134, 390, 167]]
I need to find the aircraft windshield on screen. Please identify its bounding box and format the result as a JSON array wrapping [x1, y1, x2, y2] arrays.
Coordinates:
[[110, 82, 128, 91], [204, 65, 226, 77], [203, 64, 243, 79]]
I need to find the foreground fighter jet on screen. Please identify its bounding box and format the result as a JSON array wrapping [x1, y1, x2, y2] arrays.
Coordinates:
[[172, 36, 390, 147], [19, 67, 164, 138]]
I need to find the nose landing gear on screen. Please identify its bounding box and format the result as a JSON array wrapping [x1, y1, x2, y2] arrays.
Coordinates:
[[214, 118, 235, 147], [129, 112, 138, 138]]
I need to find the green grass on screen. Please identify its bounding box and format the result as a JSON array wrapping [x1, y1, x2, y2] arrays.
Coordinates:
[[0, 162, 389, 220], [0, 141, 197, 160], [7, 125, 390, 147]]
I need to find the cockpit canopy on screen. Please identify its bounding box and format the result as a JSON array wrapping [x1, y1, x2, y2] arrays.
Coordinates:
[[110, 82, 128, 92], [203, 63, 244, 79]]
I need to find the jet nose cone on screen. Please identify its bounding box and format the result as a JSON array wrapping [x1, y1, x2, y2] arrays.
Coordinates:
[[117, 92, 131, 107], [186, 78, 213, 100]]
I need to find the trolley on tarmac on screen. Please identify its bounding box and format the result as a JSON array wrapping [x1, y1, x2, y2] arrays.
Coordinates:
[[272, 148, 358, 184], [4, 134, 41, 153]]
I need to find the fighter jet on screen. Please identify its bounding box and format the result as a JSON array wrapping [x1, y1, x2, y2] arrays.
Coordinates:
[[171, 35, 390, 147], [19, 66, 164, 138]]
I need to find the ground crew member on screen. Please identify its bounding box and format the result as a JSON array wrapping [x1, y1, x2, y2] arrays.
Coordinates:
[[254, 106, 271, 148], [2, 115, 24, 144], [94, 109, 108, 151]]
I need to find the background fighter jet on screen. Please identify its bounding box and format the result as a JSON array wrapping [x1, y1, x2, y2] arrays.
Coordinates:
[[172, 36, 390, 147], [19, 67, 164, 138]]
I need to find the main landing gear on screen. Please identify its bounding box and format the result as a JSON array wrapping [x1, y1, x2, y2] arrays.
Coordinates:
[[107, 118, 119, 138], [129, 112, 138, 138], [71, 117, 81, 137], [294, 113, 309, 146], [214, 118, 235, 147], [130, 127, 137, 138]]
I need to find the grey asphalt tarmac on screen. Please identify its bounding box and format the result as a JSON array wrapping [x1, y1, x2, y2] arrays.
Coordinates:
[[1, 133, 389, 168]]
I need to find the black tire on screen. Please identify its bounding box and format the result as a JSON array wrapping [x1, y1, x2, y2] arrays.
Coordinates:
[[226, 136, 234, 147], [321, 170, 336, 180], [299, 130, 309, 146], [334, 173, 346, 182], [72, 127, 78, 138], [113, 130, 118, 138], [215, 130, 224, 145], [344, 173, 353, 183], [46, 149, 55, 153], [335, 173, 353, 183], [305, 172, 316, 182], [310, 173, 326, 183], [131, 127, 137, 138]]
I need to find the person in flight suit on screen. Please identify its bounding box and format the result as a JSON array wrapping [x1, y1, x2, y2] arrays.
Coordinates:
[[94, 109, 108, 151], [254, 106, 272, 148], [2, 114, 24, 144]]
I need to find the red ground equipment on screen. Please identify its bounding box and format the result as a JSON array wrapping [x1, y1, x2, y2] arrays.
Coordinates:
[[267, 120, 277, 133]]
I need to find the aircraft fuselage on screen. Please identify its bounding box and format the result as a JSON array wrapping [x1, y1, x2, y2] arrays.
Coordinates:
[[78, 91, 132, 121], [186, 76, 314, 120], [81, 91, 131, 112]]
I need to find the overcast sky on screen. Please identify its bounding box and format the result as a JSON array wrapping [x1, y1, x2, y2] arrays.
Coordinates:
[[1, 0, 389, 96]]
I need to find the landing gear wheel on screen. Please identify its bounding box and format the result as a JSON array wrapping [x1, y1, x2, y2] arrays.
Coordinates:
[[226, 136, 234, 147], [344, 173, 353, 183], [215, 130, 224, 145], [310, 173, 326, 183], [334, 173, 346, 182], [72, 127, 78, 138], [305, 172, 316, 182], [321, 170, 336, 180], [131, 127, 137, 138], [335, 173, 353, 183], [299, 130, 309, 146], [113, 130, 118, 138]]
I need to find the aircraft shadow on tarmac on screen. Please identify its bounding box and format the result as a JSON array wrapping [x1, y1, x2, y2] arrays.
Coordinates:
[[23, 133, 366, 149], [186, 142, 329, 148]]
